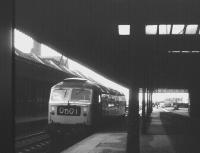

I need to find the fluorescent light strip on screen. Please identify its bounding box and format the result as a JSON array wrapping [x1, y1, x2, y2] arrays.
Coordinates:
[[168, 51, 180, 53], [182, 51, 190, 53], [172, 51, 180, 53], [192, 51, 200, 53], [169, 51, 200, 54]]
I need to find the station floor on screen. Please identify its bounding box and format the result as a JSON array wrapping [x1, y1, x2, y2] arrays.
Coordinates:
[[61, 107, 194, 153], [140, 108, 192, 153]]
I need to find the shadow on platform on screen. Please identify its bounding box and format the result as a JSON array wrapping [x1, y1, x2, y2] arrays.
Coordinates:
[[140, 108, 199, 153]]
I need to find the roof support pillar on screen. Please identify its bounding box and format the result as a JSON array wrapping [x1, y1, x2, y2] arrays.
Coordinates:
[[150, 91, 153, 113], [142, 88, 147, 133], [0, 0, 13, 152], [147, 89, 151, 117], [189, 86, 200, 127], [188, 85, 200, 153], [126, 88, 140, 153]]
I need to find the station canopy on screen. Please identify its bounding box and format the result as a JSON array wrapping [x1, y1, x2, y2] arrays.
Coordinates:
[[14, 29, 129, 101]]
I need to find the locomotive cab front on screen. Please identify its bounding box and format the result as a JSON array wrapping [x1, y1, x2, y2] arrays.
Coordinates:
[[48, 85, 93, 128]]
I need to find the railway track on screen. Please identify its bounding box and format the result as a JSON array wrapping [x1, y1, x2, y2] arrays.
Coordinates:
[[15, 129, 91, 153], [15, 131, 51, 153], [14, 119, 125, 153]]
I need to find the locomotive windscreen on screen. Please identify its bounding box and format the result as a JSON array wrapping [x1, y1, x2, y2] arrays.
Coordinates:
[[50, 89, 70, 103], [71, 88, 92, 103]]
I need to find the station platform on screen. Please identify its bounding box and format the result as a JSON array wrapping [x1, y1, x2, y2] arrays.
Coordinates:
[[60, 107, 195, 153], [140, 107, 195, 153], [61, 132, 127, 153], [161, 107, 189, 117]]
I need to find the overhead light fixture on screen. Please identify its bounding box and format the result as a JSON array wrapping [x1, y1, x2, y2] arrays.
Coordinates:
[[14, 29, 34, 53], [145, 25, 157, 35], [118, 25, 130, 35], [159, 24, 171, 35], [169, 50, 200, 54], [172, 51, 181, 53], [171, 24, 185, 34], [185, 24, 198, 34], [168, 51, 181, 53], [191, 51, 200, 53], [182, 51, 190, 53]]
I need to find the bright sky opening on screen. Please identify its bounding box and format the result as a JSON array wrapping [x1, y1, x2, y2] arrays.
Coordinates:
[[145, 25, 157, 35], [185, 24, 198, 34], [118, 25, 130, 35], [172, 24, 185, 34], [159, 24, 171, 35], [14, 29, 34, 53], [40, 44, 62, 58]]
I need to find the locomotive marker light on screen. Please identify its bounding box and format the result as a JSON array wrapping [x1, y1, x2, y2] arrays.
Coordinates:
[[83, 107, 88, 116], [98, 95, 101, 103], [83, 107, 87, 112], [50, 106, 56, 115]]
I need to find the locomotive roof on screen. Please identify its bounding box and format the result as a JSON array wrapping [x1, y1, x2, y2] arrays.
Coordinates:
[[53, 77, 122, 95], [53, 77, 96, 89], [64, 77, 87, 81]]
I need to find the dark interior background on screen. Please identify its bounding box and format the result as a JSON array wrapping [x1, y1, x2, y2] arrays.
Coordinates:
[[15, 0, 200, 89]]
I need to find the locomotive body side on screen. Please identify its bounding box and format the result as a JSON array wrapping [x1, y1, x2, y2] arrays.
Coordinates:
[[101, 94, 126, 117]]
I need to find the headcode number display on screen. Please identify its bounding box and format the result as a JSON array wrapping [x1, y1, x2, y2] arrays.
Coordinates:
[[57, 106, 81, 116]]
